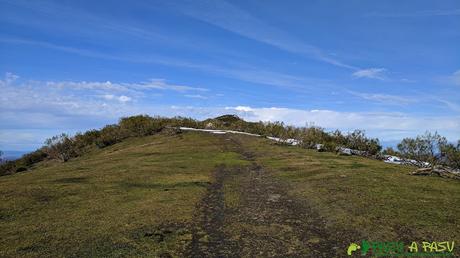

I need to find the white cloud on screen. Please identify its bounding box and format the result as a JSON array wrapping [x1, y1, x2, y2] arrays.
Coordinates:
[[352, 68, 387, 80], [231, 106, 253, 112], [4, 72, 19, 85], [222, 106, 460, 141], [102, 94, 134, 103], [103, 94, 115, 100], [2, 73, 459, 150], [118, 95, 131, 102], [0, 73, 206, 123], [184, 94, 207, 99]]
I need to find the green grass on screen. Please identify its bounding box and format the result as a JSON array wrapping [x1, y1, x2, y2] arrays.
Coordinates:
[[1, 132, 459, 257], [240, 137, 460, 242], [0, 132, 247, 257]]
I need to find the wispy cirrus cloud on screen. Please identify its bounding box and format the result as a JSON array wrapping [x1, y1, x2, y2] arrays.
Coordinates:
[[0, 37, 336, 93], [349, 91, 415, 105], [142, 79, 208, 92], [352, 68, 387, 80], [446, 70, 460, 86], [367, 9, 460, 17], [170, 0, 358, 70], [348, 90, 460, 113], [435, 98, 460, 113], [184, 94, 208, 99]]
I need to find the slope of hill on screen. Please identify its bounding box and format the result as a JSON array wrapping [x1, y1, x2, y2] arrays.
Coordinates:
[[0, 131, 459, 257]]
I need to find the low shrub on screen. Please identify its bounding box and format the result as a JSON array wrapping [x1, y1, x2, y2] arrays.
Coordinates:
[[0, 161, 16, 176], [21, 149, 48, 166], [441, 141, 460, 169], [3, 114, 458, 177], [44, 134, 78, 162], [95, 124, 126, 148], [119, 115, 164, 137]]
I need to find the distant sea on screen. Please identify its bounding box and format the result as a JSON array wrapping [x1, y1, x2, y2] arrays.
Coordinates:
[[1, 150, 30, 162]]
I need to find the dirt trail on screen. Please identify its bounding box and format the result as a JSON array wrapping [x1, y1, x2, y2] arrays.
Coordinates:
[[184, 165, 237, 257], [185, 135, 345, 257]]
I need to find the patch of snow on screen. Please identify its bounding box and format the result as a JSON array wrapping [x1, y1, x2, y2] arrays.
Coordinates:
[[315, 144, 324, 151], [383, 155, 430, 167], [178, 127, 435, 168], [178, 127, 260, 137], [384, 155, 404, 164], [266, 136, 300, 146]]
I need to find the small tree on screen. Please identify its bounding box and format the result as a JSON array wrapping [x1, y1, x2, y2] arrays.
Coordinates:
[[382, 147, 399, 156], [441, 140, 460, 169], [397, 131, 447, 167], [342, 130, 382, 155], [44, 134, 77, 162], [0, 150, 3, 163], [300, 126, 329, 148]]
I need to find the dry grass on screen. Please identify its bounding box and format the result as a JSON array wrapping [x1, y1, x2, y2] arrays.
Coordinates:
[[241, 136, 460, 242], [0, 132, 247, 257], [1, 132, 459, 257]]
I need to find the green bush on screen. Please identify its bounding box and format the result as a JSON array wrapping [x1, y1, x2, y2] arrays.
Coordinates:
[[119, 115, 164, 137], [73, 130, 101, 153], [382, 147, 399, 156], [19, 149, 48, 167], [342, 130, 382, 155], [323, 141, 338, 152], [441, 141, 460, 169], [15, 167, 27, 172], [397, 131, 447, 167], [95, 124, 127, 148], [0, 161, 15, 176], [10, 114, 460, 176], [300, 126, 330, 149]]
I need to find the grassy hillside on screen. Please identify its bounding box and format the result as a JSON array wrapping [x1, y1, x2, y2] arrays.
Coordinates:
[[239, 136, 460, 241], [0, 132, 248, 257], [1, 131, 459, 257]]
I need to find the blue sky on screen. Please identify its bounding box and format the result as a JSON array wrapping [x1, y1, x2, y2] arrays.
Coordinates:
[[1, 0, 459, 151]]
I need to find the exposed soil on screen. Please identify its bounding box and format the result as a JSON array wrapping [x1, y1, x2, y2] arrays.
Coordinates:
[[185, 165, 239, 257], [184, 135, 354, 257]]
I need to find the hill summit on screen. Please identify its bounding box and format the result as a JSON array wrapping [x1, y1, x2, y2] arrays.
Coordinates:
[[204, 115, 246, 127]]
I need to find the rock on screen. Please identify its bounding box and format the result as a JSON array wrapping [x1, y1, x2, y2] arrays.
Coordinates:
[[410, 166, 460, 180], [338, 147, 352, 156], [315, 144, 325, 152]]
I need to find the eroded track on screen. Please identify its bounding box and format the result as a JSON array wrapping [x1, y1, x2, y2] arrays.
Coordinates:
[[185, 135, 345, 257]]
